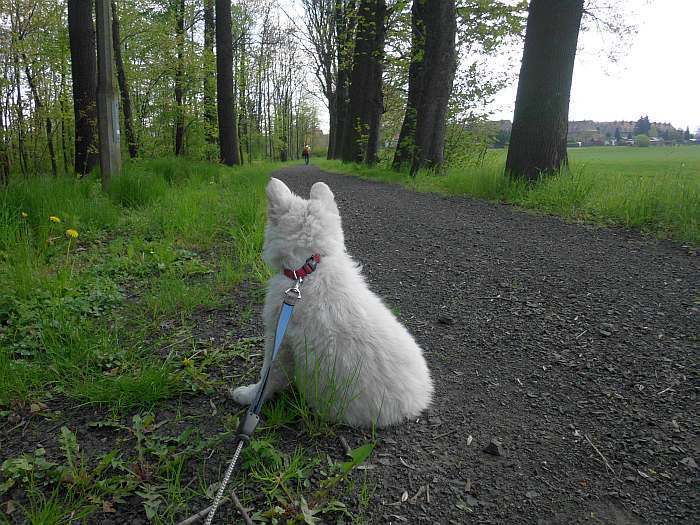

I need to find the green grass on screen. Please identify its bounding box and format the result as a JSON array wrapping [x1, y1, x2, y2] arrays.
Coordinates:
[[0, 157, 374, 524], [316, 145, 700, 244], [0, 158, 274, 407]]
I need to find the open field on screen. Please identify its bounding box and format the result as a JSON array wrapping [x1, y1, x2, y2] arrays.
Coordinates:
[[317, 145, 700, 245]]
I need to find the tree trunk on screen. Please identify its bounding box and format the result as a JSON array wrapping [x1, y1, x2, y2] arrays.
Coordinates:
[[331, 0, 355, 159], [67, 0, 98, 175], [59, 68, 70, 173], [23, 60, 58, 177], [341, 0, 385, 164], [505, 0, 584, 180], [203, 0, 217, 147], [215, 0, 240, 165], [111, 0, 138, 158], [0, 94, 9, 184], [174, 0, 185, 155], [12, 52, 28, 175], [393, 0, 456, 174]]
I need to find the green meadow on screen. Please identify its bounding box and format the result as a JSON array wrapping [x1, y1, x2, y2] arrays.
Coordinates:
[[317, 145, 700, 244]]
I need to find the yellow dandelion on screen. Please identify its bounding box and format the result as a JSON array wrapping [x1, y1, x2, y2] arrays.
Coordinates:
[[20, 212, 28, 219], [49, 216, 61, 223], [66, 229, 79, 239], [182, 357, 193, 367]]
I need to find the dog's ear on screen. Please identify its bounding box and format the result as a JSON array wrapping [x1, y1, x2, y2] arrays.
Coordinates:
[[310, 182, 335, 205], [266, 178, 292, 217]]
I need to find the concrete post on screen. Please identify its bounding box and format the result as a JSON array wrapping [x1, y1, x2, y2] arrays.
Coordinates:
[[95, 0, 121, 190]]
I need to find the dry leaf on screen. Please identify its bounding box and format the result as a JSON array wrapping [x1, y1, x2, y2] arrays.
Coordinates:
[[102, 500, 116, 513], [401, 491, 408, 502], [3, 500, 17, 515]]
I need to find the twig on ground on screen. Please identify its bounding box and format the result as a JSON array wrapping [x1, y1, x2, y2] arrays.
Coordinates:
[[409, 485, 426, 504], [339, 435, 351, 456], [426, 483, 430, 504], [584, 433, 615, 475], [175, 503, 219, 525], [433, 427, 458, 440], [399, 456, 416, 470], [160, 334, 194, 355], [575, 329, 588, 339], [174, 490, 251, 525], [656, 385, 674, 395], [230, 490, 253, 525]]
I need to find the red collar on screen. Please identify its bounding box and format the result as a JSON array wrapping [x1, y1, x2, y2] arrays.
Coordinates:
[[283, 254, 321, 281]]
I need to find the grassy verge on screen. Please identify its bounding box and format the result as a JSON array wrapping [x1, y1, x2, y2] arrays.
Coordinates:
[[314, 146, 700, 245], [0, 158, 373, 523]]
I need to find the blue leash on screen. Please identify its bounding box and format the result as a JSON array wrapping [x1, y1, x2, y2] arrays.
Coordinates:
[[204, 279, 302, 525]]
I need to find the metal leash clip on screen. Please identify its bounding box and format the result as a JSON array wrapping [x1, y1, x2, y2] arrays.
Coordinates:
[[285, 274, 303, 301]]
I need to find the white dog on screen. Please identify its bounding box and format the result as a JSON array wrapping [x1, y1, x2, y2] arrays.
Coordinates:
[[231, 178, 433, 428]]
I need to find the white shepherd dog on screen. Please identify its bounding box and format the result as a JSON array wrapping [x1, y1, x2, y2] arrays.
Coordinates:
[[231, 178, 433, 427]]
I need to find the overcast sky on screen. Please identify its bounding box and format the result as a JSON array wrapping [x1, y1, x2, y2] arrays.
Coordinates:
[[489, 0, 699, 131]]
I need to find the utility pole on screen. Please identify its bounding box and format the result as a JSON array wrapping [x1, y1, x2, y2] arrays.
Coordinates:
[[95, 0, 121, 190]]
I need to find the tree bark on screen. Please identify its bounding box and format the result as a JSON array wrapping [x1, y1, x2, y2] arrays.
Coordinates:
[[203, 0, 217, 147], [393, 0, 456, 174], [0, 93, 9, 184], [59, 68, 70, 173], [505, 0, 584, 180], [340, 0, 385, 164], [215, 0, 240, 165], [174, 0, 185, 155], [67, 0, 98, 175], [111, 0, 138, 158], [331, 0, 355, 159]]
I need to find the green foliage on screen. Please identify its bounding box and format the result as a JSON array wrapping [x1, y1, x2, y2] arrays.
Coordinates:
[[635, 134, 650, 147]]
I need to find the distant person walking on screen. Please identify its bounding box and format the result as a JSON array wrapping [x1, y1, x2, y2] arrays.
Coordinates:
[[302, 144, 311, 165]]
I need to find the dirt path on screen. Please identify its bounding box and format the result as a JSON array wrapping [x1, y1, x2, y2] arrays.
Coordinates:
[[274, 165, 699, 524]]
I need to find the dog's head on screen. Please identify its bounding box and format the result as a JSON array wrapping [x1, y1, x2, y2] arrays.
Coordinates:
[[263, 178, 345, 270]]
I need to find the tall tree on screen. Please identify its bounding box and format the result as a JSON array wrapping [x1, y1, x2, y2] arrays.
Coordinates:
[[331, 0, 356, 159], [215, 0, 240, 165], [392, 0, 456, 174], [505, 0, 584, 180], [67, 0, 99, 175], [300, 0, 336, 157], [111, 0, 138, 158], [341, 0, 386, 164], [633, 115, 651, 136], [203, 0, 217, 148], [174, 0, 185, 155], [23, 60, 58, 176]]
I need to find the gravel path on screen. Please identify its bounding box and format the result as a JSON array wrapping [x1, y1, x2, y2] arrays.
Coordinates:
[[275, 165, 699, 524]]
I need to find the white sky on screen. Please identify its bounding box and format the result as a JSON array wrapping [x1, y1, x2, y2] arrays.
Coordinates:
[[489, 0, 700, 131]]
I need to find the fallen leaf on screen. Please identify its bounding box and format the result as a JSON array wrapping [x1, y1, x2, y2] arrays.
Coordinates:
[[3, 500, 16, 515], [30, 402, 48, 414], [102, 500, 116, 513], [401, 491, 408, 502]]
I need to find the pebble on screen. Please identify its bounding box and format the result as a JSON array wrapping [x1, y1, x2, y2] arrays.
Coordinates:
[[680, 457, 697, 469], [483, 438, 505, 457]]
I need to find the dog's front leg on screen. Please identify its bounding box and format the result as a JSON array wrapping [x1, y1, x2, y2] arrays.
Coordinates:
[[230, 323, 293, 406]]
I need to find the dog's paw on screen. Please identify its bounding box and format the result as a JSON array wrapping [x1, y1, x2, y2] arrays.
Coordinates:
[[229, 383, 258, 405]]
